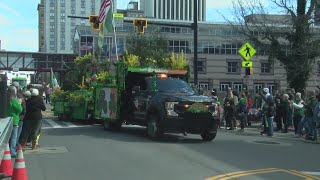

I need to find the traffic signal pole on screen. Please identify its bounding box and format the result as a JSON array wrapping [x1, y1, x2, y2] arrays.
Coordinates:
[[193, 0, 198, 86]]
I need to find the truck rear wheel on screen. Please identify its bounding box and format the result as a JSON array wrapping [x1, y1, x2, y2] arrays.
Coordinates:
[[201, 131, 217, 141], [147, 115, 163, 140]]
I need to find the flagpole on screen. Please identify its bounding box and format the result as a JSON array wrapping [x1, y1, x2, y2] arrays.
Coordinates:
[[111, 0, 119, 62]]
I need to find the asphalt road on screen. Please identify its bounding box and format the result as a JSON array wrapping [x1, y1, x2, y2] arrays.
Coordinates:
[[24, 123, 320, 180]]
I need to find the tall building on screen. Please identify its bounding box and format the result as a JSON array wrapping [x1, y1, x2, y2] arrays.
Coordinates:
[[140, 0, 206, 21], [39, 0, 118, 53], [37, 0, 45, 52], [315, 0, 320, 25]]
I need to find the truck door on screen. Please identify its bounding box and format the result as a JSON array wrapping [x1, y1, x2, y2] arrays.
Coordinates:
[[132, 80, 149, 122]]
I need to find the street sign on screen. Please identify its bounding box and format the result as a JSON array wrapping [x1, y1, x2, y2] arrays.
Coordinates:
[[238, 42, 256, 61], [242, 61, 253, 68], [113, 13, 124, 28], [113, 13, 124, 18]]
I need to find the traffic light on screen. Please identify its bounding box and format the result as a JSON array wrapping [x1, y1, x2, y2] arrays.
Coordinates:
[[89, 15, 100, 31], [133, 18, 147, 33], [245, 67, 253, 76]]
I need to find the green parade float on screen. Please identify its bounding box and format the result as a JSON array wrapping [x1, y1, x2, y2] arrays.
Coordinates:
[[52, 50, 218, 141], [52, 30, 218, 140]]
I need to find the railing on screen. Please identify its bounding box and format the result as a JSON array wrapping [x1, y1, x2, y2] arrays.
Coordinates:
[[0, 117, 13, 165]]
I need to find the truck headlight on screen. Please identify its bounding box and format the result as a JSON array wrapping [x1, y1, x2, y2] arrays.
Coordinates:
[[165, 102, 178, 116]]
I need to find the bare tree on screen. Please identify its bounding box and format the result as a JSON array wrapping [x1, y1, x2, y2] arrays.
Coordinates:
[[225, 0, 320, 93]]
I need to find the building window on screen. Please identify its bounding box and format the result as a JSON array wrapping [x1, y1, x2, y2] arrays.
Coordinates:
[[220, 83, 231, 92], [168, 40, 191, 53], [197, 60, 206, 74], [81, 19, 86, 24], [233, 83, 243, 93], [60, 13, 65, 17], [261, 62, 272, 74], [50, 19, 55, 23], [254, 84, 264, 94], [227, 61, 240, 73], [60, 18, 65, 23], [198, 83, 209, 90], [50, 13, 55, 17], [50, 25, 55, 29], [267, 84, 277, 94]]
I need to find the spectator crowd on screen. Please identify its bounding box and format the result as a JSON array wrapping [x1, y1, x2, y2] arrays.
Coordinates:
[[212, 87, 320, 143], [6, 82, 50, 157]]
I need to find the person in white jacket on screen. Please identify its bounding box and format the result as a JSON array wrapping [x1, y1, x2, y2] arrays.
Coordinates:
[[292, 92, 304, 136]]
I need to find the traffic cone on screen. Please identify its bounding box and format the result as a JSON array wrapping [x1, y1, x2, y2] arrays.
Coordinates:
[[12, 145, 28, 180], [0, 144, 13, 177]]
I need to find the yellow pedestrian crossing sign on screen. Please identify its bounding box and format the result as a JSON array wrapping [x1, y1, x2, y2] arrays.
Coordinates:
[[242, 61, 253, 68], [239, 42, 256, 61]]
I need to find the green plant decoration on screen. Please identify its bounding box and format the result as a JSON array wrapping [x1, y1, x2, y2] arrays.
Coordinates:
[[170, 51, 187, 70], [186, 103, 209, 113], [52, 90, 67, 102], [123, 50, 140, 67], [68, 93, 85, 103]]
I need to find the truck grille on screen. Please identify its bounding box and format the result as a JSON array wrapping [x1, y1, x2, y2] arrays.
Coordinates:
[[174, 102, 215, 115]]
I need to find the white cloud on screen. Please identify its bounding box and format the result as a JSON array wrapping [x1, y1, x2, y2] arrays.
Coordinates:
[[0, 2, 20, 17]]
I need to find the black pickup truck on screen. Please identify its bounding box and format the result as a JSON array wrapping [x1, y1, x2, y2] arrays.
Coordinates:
[[124, 76, 218, 141]]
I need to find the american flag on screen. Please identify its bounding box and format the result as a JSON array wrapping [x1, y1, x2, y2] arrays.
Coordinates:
[[98, 0, 111, 23]]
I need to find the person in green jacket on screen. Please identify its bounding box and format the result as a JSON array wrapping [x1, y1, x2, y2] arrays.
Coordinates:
[[237, 92, 248, 132], [7, 86, 23, 157]]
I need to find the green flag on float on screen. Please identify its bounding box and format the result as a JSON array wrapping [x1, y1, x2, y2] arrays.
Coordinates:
[[50, 68, 59, 90]]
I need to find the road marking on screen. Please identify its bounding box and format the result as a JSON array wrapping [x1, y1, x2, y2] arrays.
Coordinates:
[[301, 171, 320, 176], [45, 119, 62, 128], [63, 122, 80, 128], [206, 168, 279, 180], [206, 168, 319, 180]]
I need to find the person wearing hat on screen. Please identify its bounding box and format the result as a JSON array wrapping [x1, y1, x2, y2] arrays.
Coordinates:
[[12, 81, 23, 99], [260, 88, 275, 136], [17, 90, 31, 146], [6, 86, 23, 157], [20, 88, 46, 149]]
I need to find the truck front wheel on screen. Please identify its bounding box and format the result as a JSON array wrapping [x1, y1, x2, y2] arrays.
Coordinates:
[[147, 115, 164, 140], [201, 131, 217, 141]]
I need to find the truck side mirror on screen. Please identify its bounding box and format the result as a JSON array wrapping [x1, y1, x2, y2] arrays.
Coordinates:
[[132, 86, 141, 96]]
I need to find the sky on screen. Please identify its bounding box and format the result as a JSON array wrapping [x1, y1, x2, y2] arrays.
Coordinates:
[[0, 0, 279, 52]]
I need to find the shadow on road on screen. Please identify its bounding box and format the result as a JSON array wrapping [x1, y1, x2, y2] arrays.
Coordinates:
[[44, 126, 207, 144]]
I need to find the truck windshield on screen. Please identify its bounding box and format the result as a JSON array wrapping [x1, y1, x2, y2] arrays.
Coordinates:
[[148, 78, 195, 94]]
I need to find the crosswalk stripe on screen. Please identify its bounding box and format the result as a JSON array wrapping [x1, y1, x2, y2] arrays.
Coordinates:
[[45, 119, 62, 128], [63, 122, 83, 128]]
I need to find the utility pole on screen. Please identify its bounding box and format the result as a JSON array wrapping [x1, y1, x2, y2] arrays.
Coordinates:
[[193, 0, 198, 86]]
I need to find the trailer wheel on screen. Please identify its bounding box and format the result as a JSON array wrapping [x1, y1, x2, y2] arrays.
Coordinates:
[[147, 114, 163, 140]]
